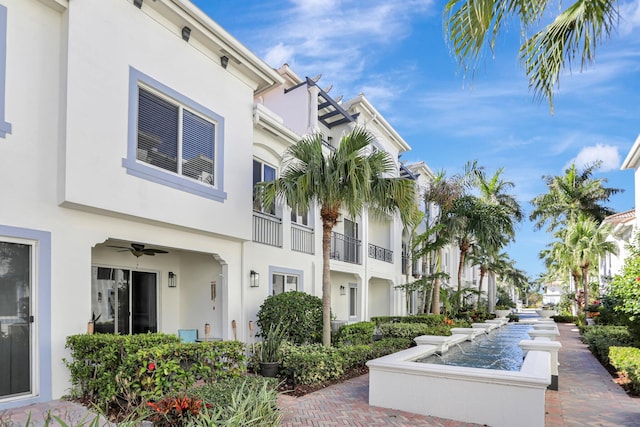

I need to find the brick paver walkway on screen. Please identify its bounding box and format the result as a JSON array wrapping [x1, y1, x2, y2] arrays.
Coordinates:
[[545, 322, 640, 427], [3, 321, 640, 426]]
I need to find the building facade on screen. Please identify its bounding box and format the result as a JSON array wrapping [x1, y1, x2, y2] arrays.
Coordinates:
[[0, 0, 478, 409]]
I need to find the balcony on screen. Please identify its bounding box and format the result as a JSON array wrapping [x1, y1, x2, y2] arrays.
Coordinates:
[[253, 211, 282, 247], [330, 232, 361, 264], [292, 223, 314, 254], [369, 243, 393, 263]]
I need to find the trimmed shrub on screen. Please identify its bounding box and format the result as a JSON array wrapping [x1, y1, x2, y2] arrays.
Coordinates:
[[280, 343, 344, 385], [581, 325, 635, 365], [378, 323, 451, 341], [551, 315, 576, 323], [335, 321, 375, 345], [256, 291, 323, 345], [369, 337, 413, 358], [64, 334, 245, 408], [371, 314, 447, 326], [609, 346, 640, 395]]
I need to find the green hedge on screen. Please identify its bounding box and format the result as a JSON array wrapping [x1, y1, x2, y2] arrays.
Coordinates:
[[371, 314, 447, 326], [551, 315, 576, 323], [335, 322, 375, 345], [378, 323, 451, 340], [64, 334, 245, 408], [581, 326, 635, 365], [609, 346, 640, 395], [278, 337, 412, 386]]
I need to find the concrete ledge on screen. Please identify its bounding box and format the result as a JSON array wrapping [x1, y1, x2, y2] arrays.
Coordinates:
[[367, 347, 550, 427], [414, 334, 468, 353]]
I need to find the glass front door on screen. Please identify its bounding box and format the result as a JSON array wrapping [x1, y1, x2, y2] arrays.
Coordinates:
[[0, 241, 32, 399], [91, 267, 157, 334]]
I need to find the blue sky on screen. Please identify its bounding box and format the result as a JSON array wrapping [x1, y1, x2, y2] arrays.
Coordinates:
[[193, 0, 640, 280]]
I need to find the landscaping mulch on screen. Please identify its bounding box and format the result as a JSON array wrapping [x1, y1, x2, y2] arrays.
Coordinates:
[[277, 365, 369, 397]]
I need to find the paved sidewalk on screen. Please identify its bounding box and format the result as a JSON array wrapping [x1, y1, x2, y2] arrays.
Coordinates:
[[545, 322, 640, 427], [3, 321, 640, 426]]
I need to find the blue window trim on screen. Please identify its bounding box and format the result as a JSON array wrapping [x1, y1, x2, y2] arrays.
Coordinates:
[[268, 266, 304, 295], [0, 225, 51, 409], [123, 67, 226, 202], [0, 5, 12, 138]]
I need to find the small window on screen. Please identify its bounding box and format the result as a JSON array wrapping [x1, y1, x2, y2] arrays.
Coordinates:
[[348, 284, 358, 319], [253, 159, 276, 215], [272, 273, 299, 295], [290, 206, 308, 226]]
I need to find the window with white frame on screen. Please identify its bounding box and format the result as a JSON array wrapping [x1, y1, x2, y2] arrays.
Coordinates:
[[348, 284, 358, 319], [123, 68, 226, 202], [272, 273, 299, 295], [137, 87, 215, 185], [290, 206, 308, 226], [253, 159, 276, 215]]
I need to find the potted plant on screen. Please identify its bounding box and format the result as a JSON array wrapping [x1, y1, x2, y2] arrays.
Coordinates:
[[494, 305, 511, 319], [258, 322, 286, 377]]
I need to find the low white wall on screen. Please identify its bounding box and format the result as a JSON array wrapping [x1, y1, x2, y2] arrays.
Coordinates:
[[367, 345, 550, 427]]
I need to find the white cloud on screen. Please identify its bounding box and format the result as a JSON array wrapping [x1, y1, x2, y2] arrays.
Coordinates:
[[263, 43, 296, 67], [566, 144, 621, 172], [619, 0, 640, 36]]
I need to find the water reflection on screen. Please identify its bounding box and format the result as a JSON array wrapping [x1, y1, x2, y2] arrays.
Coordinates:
[[416, 323, 533, 371]]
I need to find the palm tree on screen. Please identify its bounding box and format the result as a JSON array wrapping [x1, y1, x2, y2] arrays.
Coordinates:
[[564, 215, 617, 312], [476, 167, 523, 222], [422, 163, 479, 314], [530, 162, 622, 232], [444, 0, 620, 111], [260, 127, 417, 345], [450, 195, 514, 305]]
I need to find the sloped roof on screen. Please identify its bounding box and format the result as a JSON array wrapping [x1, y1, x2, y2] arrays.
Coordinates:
[[603, 209, 635, 225]]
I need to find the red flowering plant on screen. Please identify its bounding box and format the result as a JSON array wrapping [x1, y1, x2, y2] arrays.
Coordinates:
[[146, 395, 208, 426]]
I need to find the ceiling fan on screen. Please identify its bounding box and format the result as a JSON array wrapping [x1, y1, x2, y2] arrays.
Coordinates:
[[108, 243, 168, 258]]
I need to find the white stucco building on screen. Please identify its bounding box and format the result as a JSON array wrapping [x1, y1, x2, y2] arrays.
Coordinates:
[[0, 0, 478, 409]]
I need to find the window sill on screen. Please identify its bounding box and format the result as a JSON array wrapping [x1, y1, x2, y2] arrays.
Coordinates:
[[122, 158, 227, 202]]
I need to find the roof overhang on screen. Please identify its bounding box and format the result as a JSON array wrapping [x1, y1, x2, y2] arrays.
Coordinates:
[[621, 134, 640, 170]]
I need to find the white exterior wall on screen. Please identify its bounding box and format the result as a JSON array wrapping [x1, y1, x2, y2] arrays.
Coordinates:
[[0, 0, 279, 408]]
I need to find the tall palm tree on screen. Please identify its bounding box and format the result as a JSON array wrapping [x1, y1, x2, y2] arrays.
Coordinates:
[[450, 195, 514, 304], [475, 167, 523, 222], [260, 127, 417, 345], [422, 162, 482, 313], [530, 162, 622, 232], [565, 215, 617, 312], [444, 0, 620, 111]]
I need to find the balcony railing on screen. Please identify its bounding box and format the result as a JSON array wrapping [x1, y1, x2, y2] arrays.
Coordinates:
[[369, 243, 393, 263], [292, 223, 314, 254], [330, 232, 361, 264], [253, 211, 282, 247]]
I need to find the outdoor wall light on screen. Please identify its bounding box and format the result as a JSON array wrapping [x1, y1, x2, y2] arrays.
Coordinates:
[[181, 26, 191, 42], [340, 285, 346, 296], [250, 270, 260, 288], [220, 55, 229, 69], [133, 0, 143, 8], [168, 271, 177, 288]]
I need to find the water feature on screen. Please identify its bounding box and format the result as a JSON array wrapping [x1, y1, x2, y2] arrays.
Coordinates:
[[415, 323, 532, 371]]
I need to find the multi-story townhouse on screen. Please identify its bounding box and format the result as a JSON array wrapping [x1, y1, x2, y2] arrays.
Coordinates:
[[0, 0, 283, 409], [250, 64, 418, 324], [0, 0, 483, 410]]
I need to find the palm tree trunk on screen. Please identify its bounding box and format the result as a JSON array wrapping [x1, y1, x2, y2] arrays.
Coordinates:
[[431, 249, 441, 314], [582, 265, 589, 315], [476, 269, 486, 309], [457, 248, 467, 307], [322, 221, 333, 346]]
